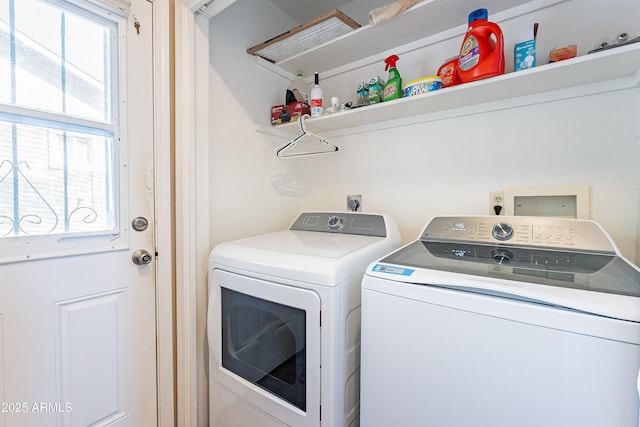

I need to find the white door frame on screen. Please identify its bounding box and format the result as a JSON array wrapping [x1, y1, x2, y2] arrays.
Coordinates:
[[174, 1, 207, 425], [151, 0, 175, 425], [175, 0, 221, 425]]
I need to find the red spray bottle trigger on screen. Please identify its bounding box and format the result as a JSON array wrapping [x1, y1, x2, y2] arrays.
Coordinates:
[[385, 54, 399, 71]]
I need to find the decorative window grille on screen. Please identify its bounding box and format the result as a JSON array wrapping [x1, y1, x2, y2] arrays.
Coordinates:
[[0, 0, 119, 240]]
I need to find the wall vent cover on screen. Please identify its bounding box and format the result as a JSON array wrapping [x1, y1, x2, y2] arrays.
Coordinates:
[[247, 9, 360, 64]]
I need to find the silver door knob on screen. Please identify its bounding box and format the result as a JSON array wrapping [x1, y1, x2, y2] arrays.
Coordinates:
[[132, 249, 153, 265]]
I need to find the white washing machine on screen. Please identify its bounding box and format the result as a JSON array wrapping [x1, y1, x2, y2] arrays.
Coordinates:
[[361, 216, 640, 427], [207, 212, 401, 427]]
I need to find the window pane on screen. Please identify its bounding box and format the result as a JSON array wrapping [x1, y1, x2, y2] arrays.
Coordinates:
[[60, 8, 111, 120], [0, 0, 10, 105], [4, 0, 111, 121], [0, 117, 115, 237], [14, 0, 63, 113]]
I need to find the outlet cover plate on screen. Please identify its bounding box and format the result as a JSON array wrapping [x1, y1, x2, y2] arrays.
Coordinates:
[[347, 195, 362, 212]]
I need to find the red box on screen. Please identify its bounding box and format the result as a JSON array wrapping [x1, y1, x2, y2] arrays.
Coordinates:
[[271, 102, 310, 125]]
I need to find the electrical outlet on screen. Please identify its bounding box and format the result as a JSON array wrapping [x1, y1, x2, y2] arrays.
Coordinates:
[[489, 191, 504, 215], [347, 195, 362, 212]]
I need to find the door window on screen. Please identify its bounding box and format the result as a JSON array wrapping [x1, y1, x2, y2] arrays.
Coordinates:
[[0, 0, 126, 262], [221, 287, 307, 411]]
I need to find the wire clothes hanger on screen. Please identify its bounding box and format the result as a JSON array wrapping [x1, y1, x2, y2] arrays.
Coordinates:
[[275, 114, 339, 158]]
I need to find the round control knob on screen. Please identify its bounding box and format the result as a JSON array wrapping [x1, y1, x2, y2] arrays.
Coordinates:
[[492, 248, 513, 264], [492, 222, 514, 241], [327, 215, 343, 230]]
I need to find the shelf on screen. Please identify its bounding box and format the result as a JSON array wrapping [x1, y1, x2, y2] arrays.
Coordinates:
[[274, 0, 548, 76], [270, 43, 640, 136]]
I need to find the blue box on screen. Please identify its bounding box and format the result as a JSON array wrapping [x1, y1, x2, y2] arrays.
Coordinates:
[[515, 39, 536, 70], [514, 25, 538, 71]]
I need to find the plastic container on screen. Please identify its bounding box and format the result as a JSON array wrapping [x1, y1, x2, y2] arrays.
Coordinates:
[[437, 56, 460, 87], [457, 8, 504, 83], [367, 76, 385, 104], [356, 82, 369, 107], [403, 76, 442, 97]]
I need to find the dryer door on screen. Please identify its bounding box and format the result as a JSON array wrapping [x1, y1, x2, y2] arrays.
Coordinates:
[[209, 269, 321, 427]]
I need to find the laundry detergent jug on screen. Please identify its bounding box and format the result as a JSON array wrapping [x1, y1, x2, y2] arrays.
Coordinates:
[[457, 8, 504, 83]]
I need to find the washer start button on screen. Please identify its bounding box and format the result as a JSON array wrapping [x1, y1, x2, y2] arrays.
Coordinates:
[[328, 215, 343, 230], [492, 222, 514, 241]]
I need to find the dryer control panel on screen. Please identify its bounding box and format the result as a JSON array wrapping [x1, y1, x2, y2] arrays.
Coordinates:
[[421, 216, 616, 253], [290, 212, 387, 237]]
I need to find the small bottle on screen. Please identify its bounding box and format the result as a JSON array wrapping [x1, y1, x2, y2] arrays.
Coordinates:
[[310, 72, 324, 117], [288, 72, 308, 103]]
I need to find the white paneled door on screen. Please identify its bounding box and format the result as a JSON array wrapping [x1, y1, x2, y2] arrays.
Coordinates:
[[0, 0, 158, 426]]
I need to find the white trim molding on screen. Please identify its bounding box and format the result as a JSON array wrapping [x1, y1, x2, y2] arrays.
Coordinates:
[[174, 0, 199, 425], [152, 0, 175, 425]]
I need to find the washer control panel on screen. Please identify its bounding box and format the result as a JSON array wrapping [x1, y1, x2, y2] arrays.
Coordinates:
[[290, 212, 387, 237], [421, 216, 616, 253]]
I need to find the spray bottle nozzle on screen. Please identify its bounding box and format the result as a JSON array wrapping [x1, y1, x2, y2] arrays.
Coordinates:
[[384, 54, 400, 71]]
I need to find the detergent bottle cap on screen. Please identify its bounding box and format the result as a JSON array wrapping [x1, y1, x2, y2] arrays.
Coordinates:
[[385, 54, 400, 71], [468, 8, 488, 24]]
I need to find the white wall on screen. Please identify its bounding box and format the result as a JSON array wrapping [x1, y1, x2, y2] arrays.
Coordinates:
[[208, 1, 304, 245], [299, 89, 639, 256], [208, 0, 640, 260]]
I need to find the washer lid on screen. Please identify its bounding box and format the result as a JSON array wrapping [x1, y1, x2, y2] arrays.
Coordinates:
[[368, 239, 640, 321]]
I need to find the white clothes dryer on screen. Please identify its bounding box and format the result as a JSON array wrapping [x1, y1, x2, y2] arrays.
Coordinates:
[[207, 212, 401, 427], [360, 216, 640, 427]]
